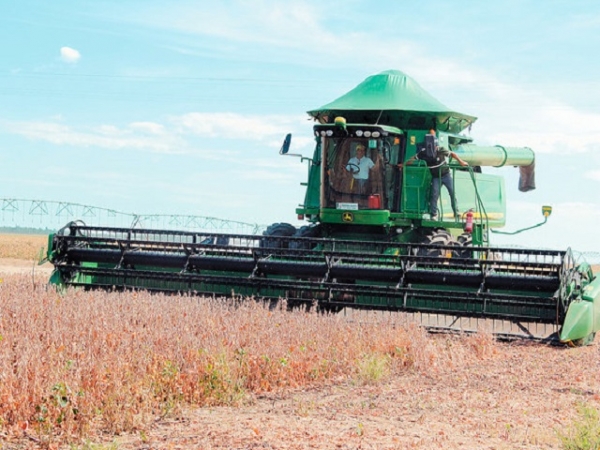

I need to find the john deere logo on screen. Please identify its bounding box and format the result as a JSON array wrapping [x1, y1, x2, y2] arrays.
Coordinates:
[[342, 212, 354, 222]]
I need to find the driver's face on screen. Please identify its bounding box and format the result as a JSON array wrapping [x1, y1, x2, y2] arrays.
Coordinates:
[[357, 148, 365, 157]]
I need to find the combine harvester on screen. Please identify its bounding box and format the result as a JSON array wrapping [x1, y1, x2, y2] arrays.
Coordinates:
[[46, 70, 600, 346]]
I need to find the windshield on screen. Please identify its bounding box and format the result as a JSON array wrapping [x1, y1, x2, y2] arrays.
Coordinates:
[[323, 137, 394, 210]]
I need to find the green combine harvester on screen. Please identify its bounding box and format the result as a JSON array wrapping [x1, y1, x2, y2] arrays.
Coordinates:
[[46, 70, 600, 345]]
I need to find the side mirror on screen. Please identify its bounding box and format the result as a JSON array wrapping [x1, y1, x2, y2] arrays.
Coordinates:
[[279, 133, 292, 155], [279, 133, 305, 159]]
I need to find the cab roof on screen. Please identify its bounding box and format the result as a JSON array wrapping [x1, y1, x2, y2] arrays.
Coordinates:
[[308, 70, 477, 134]]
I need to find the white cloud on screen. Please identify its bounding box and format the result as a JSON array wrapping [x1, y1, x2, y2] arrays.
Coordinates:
[[172, 112, 302, 141], [143, 2, 329, 49], [432, 75, 600, 155], [7, 120, 186, 154], [60, 46, 81, 63], [130, 122, 166, 135], [128, 1, 425, 70], [3, 112, 307, 156], [585, 170, 600, 181]]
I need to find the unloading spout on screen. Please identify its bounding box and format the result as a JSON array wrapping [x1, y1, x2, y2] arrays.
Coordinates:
[[453, 144, 534, 167]]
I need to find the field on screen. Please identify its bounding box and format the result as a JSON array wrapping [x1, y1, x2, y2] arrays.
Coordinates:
[[0, 234, 599, 449], [0, 234, 49, 261]]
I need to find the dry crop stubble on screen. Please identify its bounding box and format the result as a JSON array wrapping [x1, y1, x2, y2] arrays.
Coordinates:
[[0, 273, 509, 448], [0, 233, 47, 260]]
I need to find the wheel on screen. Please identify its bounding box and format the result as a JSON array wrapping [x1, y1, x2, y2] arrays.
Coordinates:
[[289, 225, 321, 250], [454, 233, 473, 258], [316, 303, 344, 314], [259, 223, 297, 249], [457, 233, 472, 246], [264, 223, 296, 235], [428, 230, 452, 246], [416, 228, 454, 257]]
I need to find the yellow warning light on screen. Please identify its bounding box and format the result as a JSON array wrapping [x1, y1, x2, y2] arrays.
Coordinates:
[[542, 205, 552, 217]]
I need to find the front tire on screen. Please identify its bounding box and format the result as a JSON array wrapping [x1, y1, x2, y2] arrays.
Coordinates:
[[289, 224, 321, 250], [259, 223, 297, 249]]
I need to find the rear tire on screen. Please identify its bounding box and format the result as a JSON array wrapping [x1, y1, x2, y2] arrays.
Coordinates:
[[454, 232, 473, 258], [416, 228, 454, 257]]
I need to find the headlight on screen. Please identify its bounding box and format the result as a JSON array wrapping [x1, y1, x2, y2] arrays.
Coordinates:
[[355, 130, 363, 137]]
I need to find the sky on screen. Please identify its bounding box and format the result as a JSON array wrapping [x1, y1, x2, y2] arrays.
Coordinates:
[[2, 0, 600, 254]]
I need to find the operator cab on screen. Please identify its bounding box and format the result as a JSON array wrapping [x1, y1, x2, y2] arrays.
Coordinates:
[[314, 123, 404, 211]]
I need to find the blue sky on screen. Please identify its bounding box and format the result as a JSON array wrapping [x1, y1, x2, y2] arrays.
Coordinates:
[[2, 0, 600, 253]]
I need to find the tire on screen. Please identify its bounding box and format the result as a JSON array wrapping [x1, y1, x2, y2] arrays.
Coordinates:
[[454, 233, 473, 258], [289, 225, 321, 250], [416, 228, 453, 257], [259, 222, 297, 249], [317, 303, 344, 314], [264, 223, 296, 236]]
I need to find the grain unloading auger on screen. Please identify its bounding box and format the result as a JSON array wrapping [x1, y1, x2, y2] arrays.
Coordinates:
[[46, 70, 600, 345]]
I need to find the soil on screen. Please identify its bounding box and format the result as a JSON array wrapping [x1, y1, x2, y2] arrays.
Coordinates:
[[1, 259, 599, 449], [0, 258, 54, 276], [111, 341, 600, 450]]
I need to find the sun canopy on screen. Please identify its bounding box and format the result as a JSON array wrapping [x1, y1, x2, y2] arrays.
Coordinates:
[[308, 70, 477, 134]]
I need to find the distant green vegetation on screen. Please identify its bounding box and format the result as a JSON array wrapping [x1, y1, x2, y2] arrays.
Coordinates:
[[0, 226, 55, 235]]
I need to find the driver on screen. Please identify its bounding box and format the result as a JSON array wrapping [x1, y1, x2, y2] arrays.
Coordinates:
[[346, 144, 375, 194]]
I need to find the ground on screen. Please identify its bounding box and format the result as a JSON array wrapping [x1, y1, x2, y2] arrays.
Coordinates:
[[0, 258, 54, 276], [111, 340, 599, 450], [1, 248, 599, 449]]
